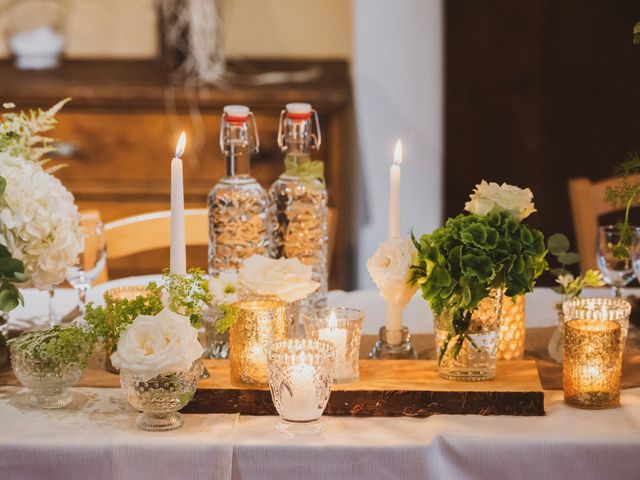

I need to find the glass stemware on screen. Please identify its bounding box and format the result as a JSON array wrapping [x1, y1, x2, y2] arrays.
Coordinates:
[[596, 225, 638, 297], [66, 214, 107, 318]]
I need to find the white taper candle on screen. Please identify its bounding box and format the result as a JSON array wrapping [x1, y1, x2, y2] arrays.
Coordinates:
[[388, 140, 402, 238], [170, 132, 187, 275]]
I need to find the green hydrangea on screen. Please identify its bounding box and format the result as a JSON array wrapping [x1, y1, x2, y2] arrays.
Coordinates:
[[411, 211, 547, 317]]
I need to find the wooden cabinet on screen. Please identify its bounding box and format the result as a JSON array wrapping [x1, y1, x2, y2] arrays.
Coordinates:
[[0, 60, 354, 289]]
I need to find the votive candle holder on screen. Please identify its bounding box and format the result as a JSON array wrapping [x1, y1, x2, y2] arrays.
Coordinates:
[[268, 338, 335, 436], [304, 308, 363, 384], [563, 319, 623, 409], [229, 297, 287, 387], [562, 297, 631, 348]]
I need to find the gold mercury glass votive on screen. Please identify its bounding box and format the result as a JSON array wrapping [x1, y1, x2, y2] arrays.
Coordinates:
[[497, 295, 526, 360], [563, 297, 631, 348], [563, 319, 622, 409], [229, 297, 287, 387], [105, 286, 151, 302]]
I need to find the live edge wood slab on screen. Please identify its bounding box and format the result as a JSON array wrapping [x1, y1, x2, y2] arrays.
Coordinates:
[[184, 359, 545, 417]]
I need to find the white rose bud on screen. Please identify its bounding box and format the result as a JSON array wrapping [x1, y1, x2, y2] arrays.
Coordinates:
[[464, 180, 536, 221], [367, 237, 419, 307]]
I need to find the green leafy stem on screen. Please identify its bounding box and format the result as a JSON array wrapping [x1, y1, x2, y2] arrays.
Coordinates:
[[438, 309, 480, 364]]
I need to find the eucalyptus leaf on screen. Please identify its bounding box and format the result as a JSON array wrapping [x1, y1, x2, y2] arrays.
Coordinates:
[[0, 289, 19, 312], [0, 257, 24, 274], [547, 233, 570, 255], [0, 176, 6, 195], [557, 252, 580, 265]]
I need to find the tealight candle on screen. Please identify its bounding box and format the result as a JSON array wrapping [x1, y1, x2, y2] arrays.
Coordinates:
[[563, 319, 622, 409], [305, 308, 364, 383], [268, 338, 335, 436]]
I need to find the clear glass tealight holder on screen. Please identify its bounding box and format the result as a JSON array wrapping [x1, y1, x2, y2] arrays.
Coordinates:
[[304, 308, 364, 384], [229, 297, 288, 387], [268, 338, 335, 436], [562, 297, 631, 348], [563, 319, 623, 409]]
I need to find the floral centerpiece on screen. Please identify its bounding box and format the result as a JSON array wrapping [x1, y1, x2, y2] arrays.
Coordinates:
[[200, 271, 239, 359], [411, 181, 547, 381], [112, 308, 204, 431]]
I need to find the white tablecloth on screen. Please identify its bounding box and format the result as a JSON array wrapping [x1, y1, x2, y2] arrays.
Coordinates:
[[3, 280, 639, 480]]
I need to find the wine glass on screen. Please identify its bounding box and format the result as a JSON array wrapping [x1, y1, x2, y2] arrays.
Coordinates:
[[596, 225, 638, 297], [66, 214, 106, 318]]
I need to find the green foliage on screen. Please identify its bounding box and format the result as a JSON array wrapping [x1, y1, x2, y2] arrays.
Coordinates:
[[162, 268, 213, 326], [634, 21, 640, 45], [546, 233, 604, 298], [605, 154, 640, 259], [9, 325, 96, 375], [0, 175, 27, 312], [213, 303, 240, 334], [0, 99, 69, 167], [84, 283, 164, 354], [84, 271, 213, 354], [411, 211, 547, 319]]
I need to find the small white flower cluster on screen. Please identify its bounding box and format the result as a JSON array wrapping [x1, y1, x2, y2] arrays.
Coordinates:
[[0, 152, 82, 290], [465, 180, 536, 221]]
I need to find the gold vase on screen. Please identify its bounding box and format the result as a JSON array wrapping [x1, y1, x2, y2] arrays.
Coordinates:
[[229, 297, 287, 386], [497, 295, 526, 360]]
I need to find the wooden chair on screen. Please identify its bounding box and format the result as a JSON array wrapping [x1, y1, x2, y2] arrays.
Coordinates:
[[96, 208, 337, 284], [568, 175, 640, 272]]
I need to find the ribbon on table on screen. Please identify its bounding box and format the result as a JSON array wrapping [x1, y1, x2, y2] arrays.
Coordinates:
[[283, 156, 326, 190]]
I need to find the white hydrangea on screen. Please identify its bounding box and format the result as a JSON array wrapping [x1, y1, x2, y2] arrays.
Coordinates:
[[0, 153, 82, 290]]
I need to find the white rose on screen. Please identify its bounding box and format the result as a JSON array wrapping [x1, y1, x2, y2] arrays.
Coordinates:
[[367, 238, 419, 306], [110, 308, 203, 381], [464, 180, 536, 221], [209, 271, 239, 305], [238, 254, 320, 303]]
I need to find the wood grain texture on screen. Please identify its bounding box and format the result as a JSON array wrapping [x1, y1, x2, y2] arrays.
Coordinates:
[[184, 359, 544, 417], [445, 0, 640, 283]]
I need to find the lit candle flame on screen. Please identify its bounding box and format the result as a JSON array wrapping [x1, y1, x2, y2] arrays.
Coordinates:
[[393, 139, 403, 165], [175, 131, 186, 159]]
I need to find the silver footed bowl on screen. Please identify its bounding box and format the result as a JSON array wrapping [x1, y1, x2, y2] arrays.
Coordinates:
[[10, 347, 84, 409], [120, 360, 202, 431]]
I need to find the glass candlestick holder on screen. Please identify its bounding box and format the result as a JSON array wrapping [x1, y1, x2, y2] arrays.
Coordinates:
[[368, 302, 419, 360], [229, 297, 287, 387], [563, 297, 631, 348], [304, 308, 363, 383], [563, 319, 623, 409], [268, 338, 335, 436]]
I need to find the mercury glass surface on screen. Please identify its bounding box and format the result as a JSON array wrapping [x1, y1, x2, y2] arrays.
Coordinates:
[[304, 308, 363, 383], [269, 176, 328, 308], [208, 177, 271, 273], [562, 297, 631, 348], [563, 319, 622, 409], [120, 360, 201, 431], [10, 347, 83, 409], [497, 295, 526, 360], [434, 289, 503, 381], [229, 298, 287, 386], [268, 338, 335, 436]]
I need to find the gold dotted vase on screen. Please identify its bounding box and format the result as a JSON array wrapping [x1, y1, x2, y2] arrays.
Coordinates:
[[563, 319, 622, 409], [497, 295, 526, 360], [229, 298, 287, 387]]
